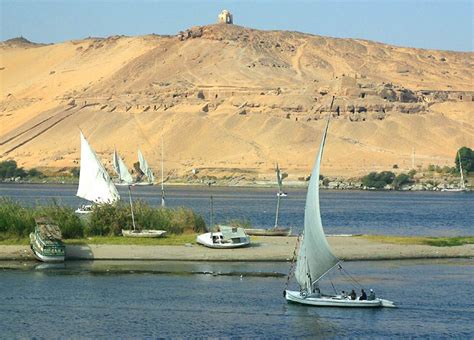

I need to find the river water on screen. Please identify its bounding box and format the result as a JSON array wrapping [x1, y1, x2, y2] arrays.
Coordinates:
[[0, 259, 473, 338], [0, 183, 472, 236]]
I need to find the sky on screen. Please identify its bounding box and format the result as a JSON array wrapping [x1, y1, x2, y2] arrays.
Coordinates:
[[1, 0, 472, 52]]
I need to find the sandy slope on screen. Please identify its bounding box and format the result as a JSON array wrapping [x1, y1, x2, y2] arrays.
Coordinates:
[[0, 25, 472, 180]]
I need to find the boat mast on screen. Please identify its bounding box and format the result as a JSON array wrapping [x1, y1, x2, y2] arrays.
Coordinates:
[[458, 151, 466, 190], [161, 136, 166, 207], [128, 185, 137, 231], [274, 195, 281, 228]]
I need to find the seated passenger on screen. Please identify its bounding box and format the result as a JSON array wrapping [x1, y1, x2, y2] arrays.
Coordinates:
[[360, 289, 367, 301], [368, 289, 376, 301], [350, 289, 357, 300]]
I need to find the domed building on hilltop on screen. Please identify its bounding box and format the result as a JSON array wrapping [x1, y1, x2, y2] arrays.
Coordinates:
[[218, 10, 233, 24]]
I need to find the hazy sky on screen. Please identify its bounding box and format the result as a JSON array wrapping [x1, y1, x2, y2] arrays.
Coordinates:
[[1, 0, 472, 51]]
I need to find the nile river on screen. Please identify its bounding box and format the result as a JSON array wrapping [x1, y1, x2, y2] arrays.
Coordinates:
[[0, 260, 473, 338]]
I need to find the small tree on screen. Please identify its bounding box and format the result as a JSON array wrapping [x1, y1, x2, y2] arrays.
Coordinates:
[[456, 147, 474, 174]]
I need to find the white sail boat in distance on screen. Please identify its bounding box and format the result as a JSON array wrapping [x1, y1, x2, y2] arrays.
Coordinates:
[[75, 131, 120, 214], [284, 117, 395, 308], [442, 151, 469, 192], [113, 148, 134, 185], [137, 148, 155, 185]]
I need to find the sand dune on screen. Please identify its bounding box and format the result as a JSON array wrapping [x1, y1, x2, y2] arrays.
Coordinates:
[[1, 25, 472, 180]]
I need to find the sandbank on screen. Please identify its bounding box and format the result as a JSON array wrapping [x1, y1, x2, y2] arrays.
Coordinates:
[[1, 236, 473, 262]]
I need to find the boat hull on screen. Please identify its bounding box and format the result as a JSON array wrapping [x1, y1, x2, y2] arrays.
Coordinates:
[[122, 230, 167, 238], [196, 232, 250, 249], [285, 290, 395, 308], [29, 233, 65, 263], [244, 228, 291, 236]]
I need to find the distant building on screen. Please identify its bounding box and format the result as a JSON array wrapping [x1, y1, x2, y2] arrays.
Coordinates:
[[218, 10, 233, 24]]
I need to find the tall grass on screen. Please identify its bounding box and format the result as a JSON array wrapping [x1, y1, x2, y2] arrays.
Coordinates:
[[0, 198, 206, 239]]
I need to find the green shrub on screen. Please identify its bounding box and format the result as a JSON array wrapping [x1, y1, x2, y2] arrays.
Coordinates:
[[361, 171, 395, 189], [0, 198, 35, 236], [456, 146, 474, 174], [393, 173, 412, 189], [35, 201, 83, 238]]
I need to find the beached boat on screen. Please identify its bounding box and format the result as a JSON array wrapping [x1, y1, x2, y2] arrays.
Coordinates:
[[122, 229, 167, 238], [75, 131, 120, 214], [197, 225, 250, 249], [442, 152, 470, 192], [29, 218, 65, 262], [284, 115, 395, 308], [245, 163, 291, 236], [136, 148, 155, 185]]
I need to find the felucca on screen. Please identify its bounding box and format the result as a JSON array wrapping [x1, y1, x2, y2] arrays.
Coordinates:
[[442, 151, 470, 192], [113, 148, 134, 185], [284, 117, 395, 308], [137, 148, 155, 185], [245, 163, 292, 236], [75, 131, 120, 214]]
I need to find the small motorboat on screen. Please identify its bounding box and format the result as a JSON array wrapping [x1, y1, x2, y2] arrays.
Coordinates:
[[197, 225, 250, 249], [29, 217, 65, 262]]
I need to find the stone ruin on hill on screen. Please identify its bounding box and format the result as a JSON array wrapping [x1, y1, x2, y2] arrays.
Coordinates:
[[218, 10, 233, 24]]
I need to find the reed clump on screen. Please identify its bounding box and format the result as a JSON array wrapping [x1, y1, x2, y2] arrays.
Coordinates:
[[0, 198, 206, 239]]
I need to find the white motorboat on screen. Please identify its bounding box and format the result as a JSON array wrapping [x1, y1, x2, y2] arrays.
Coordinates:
[[122, 229, 167, 238], [75, 131, 120, 214], [197, 225, 250, 249], [284, 109, 395, 308]]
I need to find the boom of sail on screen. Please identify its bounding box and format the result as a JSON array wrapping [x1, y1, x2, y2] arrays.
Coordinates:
[[76, 132, 120, 204], [294, 119, 339, 291], [138, 148, 155, 183], [113, 149, 134, 184]]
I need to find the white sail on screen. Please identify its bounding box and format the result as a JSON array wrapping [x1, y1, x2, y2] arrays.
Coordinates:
[[295, 119, 339, 291], [113, 149, 134, 184], [138, 148, 155, 183], [77, 132, 120, 204], [276, 163, 283, 192]]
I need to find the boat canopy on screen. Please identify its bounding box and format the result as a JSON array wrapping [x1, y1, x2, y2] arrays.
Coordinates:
[[220, 226, 247, 240], [76, 132, 120, 204], [113, 149, 134, 184], [294, 119, 339, 291]]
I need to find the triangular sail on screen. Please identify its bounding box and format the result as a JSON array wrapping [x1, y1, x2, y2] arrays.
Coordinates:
[[276, 163, 283, 192], [76, 132, 120, 204], [113, 149, 134, 184], [138, 148, 155, 183], [294, 118, 339, 291]]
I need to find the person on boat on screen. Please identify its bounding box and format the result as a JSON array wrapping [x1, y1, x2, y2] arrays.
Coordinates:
[[311, 284, 321, 297], [360, 289, 367, 301], [350, 289, 357, 300], [368, 289, 376, 301], [341, 291, 348, 299]]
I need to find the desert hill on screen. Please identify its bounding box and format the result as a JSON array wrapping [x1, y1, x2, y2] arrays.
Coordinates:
[[0, 24, 473, 182]]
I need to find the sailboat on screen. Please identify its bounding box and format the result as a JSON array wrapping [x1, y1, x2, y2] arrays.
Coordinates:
[[113, 148, 134, 186], [160, 137, 166, 207], [284, 118, 395, 308], [75, 131, 120, 214], [442, 152, 470, 192], [245, 163, 292, 236], [136, 148, 155, 185]]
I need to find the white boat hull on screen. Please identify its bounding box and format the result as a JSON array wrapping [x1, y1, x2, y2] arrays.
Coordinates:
[[285, 290, 395, 308], [121, 229, 167, 238], [196, 232, 250, 249], [29, 243, 65, 262]]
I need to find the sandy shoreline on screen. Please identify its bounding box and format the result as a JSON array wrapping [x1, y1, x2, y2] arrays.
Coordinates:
[[1, 236, 473, 262]]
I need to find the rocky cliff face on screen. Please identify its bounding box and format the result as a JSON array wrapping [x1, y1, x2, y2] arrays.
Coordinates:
[[1, 24, 473, 181]]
